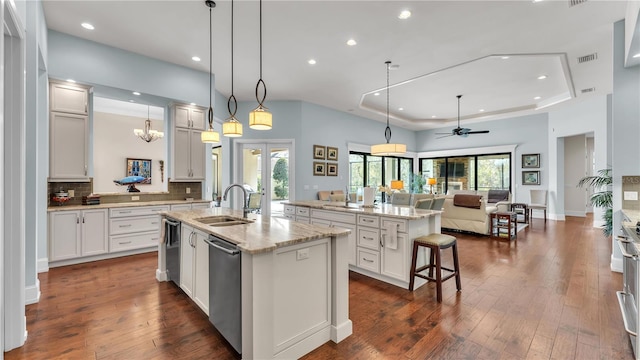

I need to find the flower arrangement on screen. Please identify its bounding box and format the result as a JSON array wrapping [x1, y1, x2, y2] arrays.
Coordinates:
[[378, 185, 391, 193]]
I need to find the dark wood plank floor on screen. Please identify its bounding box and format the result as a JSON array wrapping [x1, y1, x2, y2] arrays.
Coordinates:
[[6, 215, 632, 359]]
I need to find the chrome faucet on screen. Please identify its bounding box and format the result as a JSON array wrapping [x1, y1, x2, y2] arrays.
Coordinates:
[[345, 187, 351, 207], [223, 184, 249, 218]]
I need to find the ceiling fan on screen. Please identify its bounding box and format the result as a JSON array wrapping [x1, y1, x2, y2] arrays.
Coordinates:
[[436, 95, 490, 138]]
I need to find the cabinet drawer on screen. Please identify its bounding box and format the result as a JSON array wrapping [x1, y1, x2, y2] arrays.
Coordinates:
[[357, 248, 380, 273], [357, 228, 380, 250], [284, 205, 296, 215], [110, 206, 169, 218], [283, 214, 295, 220], [311, 218, 331, 226], [295, 216, 310, 224], [110, 231, 160, 252], [191, 202, 210, 209], [296, 207, 310, 216], [170, 204, 192, 211], [358, 214, 379, 228], [110, 215, 161, 235], [311, 209, 356, 224], [380, 217, 407, 233]]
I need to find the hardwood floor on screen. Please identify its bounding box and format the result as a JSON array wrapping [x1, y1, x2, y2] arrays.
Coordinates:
[[6, 215, 632, 359]]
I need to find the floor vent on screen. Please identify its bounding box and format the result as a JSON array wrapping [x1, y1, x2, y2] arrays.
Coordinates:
[[569, 0, 588, 6], [578, 53, 598, 63], [581, 87, 596, 94]]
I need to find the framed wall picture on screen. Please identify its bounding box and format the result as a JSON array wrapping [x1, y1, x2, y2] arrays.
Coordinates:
[[313, 161, 326, 176], [126, 158, 152, 183], [313, 145, 326, 160], [327, 146, 338, 161], [522, 153, 540, 168], [522, 170, 540, 185], [327, 163, 338, 176]]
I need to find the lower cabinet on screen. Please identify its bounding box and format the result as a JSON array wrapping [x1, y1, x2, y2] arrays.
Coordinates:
[[180, 224, 210, 315], [49, 209, 108, 261], [109, 205, 168, 253]]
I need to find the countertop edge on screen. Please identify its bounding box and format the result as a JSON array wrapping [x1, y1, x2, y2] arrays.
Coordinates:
[[282, 200, 441, 219], [48, 199, 210, 212]]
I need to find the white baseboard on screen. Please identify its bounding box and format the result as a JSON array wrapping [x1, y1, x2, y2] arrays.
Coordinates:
[[331, 320, 353, 343], [25, 279, 41, 305], [37, 257, 49, 273], [156, 269, 168, 282], [565, 211, 586, 217], [549, 213, 565, 221], [611, 254, 623, 273]]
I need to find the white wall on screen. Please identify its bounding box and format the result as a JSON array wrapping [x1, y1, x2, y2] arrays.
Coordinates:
[[93, 111, 166, 193], [563, 134, 587, 217]]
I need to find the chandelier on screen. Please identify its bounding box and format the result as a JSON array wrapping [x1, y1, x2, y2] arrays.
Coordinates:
[[133, 106, 164, 143]]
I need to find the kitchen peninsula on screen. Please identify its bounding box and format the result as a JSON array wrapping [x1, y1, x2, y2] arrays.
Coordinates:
[[283, 200, 442, 290], [156, 207, 352, 360]]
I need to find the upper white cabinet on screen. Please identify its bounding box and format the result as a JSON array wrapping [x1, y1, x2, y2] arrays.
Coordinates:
[[172, 103, 206, 181], [49, 80, 91, 181], [174, 104, 206, 130]]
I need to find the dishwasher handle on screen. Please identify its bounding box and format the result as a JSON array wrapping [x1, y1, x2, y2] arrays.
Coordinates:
[[165, 218, 180, 227], [205, 237, 241, 256]]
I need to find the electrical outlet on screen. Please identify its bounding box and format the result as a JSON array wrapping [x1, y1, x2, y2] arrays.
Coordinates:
[[304, 185, 310, 190], [186, 187, 191, 194], [131, 196, 140, 201], [296, 248, 309, 261], [68, 189, 75, 198]]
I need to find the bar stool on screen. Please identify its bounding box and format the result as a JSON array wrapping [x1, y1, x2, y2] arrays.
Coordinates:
[[409, 233, 461, 302]]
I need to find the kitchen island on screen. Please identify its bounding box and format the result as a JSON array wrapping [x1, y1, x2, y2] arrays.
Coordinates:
[[156, 207, 352, 360], [282, 200, 442, 290]]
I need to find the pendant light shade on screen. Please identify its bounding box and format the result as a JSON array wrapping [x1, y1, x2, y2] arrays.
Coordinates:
[[249, 0, 272, 130], [371, 61, 406, 156], [201, 0, 220, 144], [134, 106, 164, 143], [222, 0, 243, 138]]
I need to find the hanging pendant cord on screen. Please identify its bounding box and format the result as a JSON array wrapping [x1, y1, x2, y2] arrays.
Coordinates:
[[228, 0, 237, 117], [207, 1, 214, 128], [385, 60, 391, 144], [254, 0, 267, 105], [259, 0, 263, 80]]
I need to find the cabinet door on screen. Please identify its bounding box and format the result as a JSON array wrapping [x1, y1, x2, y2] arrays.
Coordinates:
[[174, 105, 191, 128], [193, 230, 210, 315], [81, 209, 108, 256], [189, 130, 205, 180], [49, 112, 88, 180], [170, 204, 192, 211], [191, 108, 206, 130], [173, 127, 191, 180], [50, 83, 88, 114], [49, 211, 81, 261], [180, 225, 195, 298], [333, 221, 357, 266], [380, 232, 409, 282]]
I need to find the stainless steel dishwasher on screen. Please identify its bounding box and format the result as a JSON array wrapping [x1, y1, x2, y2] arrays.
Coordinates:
[[164, 218, 181, 286], [205, 235, 242, 354]]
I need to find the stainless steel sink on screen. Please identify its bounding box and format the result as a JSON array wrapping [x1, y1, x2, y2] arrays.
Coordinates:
[[194, 216, 254, 227]]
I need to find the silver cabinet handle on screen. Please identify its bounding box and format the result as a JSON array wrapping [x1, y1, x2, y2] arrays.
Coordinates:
[[119, 210, 132, 214], [362, 258, 374, 263], [363, 219, 373, 223], [363, 236, 374, 241], [77, 217, 79, 224], [380, 234, 384, 248], [119, 224, 132, 228], [119, 241, 132, 245]]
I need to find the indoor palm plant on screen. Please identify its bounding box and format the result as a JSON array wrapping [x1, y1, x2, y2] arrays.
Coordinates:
[[577, 168, 612, 237]]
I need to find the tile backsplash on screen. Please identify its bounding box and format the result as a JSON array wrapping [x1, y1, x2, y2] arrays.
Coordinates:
[[622, 176, 640, 211], [48, 179, 203, 206]]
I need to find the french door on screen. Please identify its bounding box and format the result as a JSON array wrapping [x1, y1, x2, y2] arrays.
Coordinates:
[[234, 140, 294, 217]]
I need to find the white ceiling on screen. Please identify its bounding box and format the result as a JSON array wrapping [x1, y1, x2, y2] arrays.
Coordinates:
[[42, 0, 628, 131]]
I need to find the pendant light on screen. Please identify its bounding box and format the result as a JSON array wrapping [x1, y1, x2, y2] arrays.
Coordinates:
[[222, 0, 242, 137], [248, 0, 272, 130], [370, 61, 406, 156], [133, 105, 164, 143], [201, 0, 220, 143]]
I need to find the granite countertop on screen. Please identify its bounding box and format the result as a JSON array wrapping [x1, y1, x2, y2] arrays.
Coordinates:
[[282, 200, 441, 220], [620, 209, 640, 251], [163, 208, 350, 255], [48, 199, 210, 212]]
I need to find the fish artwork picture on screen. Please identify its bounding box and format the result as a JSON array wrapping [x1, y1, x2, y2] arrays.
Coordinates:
[[113, 175, 150, 192]]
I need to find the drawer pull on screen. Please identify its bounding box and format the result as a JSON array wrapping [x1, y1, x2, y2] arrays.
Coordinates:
[[118, 211, 132, 214], [151, 238, 159, 241], [363, 236, 374, 241], [363, 219, 373, 223], [119, 224, 132, 228], [362, 258, 374, 263], [151, 222, 158, 225], [119, 241, 132, 245]]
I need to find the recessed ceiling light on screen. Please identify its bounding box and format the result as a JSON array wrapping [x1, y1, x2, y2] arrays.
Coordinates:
[[501, 56, 510, 60], [479, 109, 485, 112], [190, 102, 196, 106], [398, 107, 404, 111], [132, 91, 141, 96], [537, 75, 547, 80], [308, 59, 317, 65], [633, 53, 640, 58], [534, 96, 541, 100], [398, 10, 411, 19], [346, 39, 357, 46], [431, 115, 436, 118], [81, 22, 94, 30], [532, 0, 544, 2], [192, 56, 201, 62], [374, 92, 380, 96], [66, 79, 76, 83]]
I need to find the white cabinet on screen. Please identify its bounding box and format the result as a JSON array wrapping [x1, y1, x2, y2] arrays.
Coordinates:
[[310, 209, 357, 266], [191, 202, 211, 210], [173, 104, 206, 130], [173, 126, 205, 181], [49, 80, 91, 181], [180, 224, 209, 315], [109, 205, 167, 253], [170, 202, 210, 212], [49, 209, 108, 261]]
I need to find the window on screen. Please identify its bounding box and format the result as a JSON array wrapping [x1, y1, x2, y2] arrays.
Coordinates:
[[349, 152, 413, 202], [419, 153, 510, 194]]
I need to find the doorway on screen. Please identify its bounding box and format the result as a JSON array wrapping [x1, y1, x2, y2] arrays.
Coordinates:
[[234, 140, 294, 217]]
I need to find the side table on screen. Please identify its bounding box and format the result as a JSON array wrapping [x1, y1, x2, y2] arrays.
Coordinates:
[[510, 203, 529, 224], [490, 211, 517, 241]]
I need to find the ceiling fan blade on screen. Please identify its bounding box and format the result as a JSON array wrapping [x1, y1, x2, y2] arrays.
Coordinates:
[[436, 134, 454, 139], [467, 130, 490, 134], [435, 132, 452, 135]]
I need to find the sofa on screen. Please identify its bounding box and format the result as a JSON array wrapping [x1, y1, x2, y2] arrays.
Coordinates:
[[440, 190, 511, 235]]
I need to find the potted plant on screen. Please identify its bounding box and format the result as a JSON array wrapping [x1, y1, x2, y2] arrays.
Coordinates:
[[577, 168, 612, 237]]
